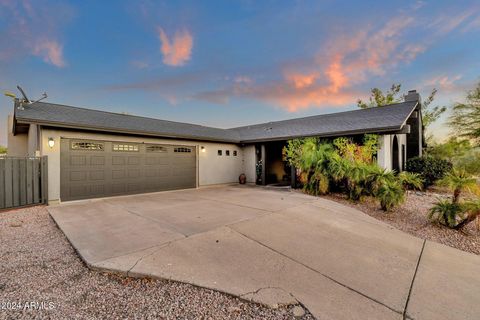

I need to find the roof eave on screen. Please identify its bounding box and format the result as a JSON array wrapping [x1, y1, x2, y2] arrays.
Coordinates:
[[238, 126, 404, 143], [15, 118, 241, 144]]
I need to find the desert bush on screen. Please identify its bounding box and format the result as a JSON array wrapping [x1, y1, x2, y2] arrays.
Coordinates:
[[405, 156, 453, 187], [398, 171, 423, 191], [377, 179, 405, 211], [285, 135, 405, 211], [429, 169, 480, 229], [437, 168, 477, 203], [428, 199, 464, 228]]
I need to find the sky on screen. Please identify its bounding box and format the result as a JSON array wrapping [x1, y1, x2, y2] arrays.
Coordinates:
[[1, 0, 480, 146]]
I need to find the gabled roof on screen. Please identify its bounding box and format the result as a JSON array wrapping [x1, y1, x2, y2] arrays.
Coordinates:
[[14, 100, 418, 143]]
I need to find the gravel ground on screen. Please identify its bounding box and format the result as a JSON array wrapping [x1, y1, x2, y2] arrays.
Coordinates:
[[0, 206, 314, 320], [322, 191, 480, 255]]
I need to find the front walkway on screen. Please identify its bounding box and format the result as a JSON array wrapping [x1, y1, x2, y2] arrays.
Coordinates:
[[48, 185, 480, 320]]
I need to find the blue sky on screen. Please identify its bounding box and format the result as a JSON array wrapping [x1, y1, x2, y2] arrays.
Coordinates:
[[1, 0, 480, 146]]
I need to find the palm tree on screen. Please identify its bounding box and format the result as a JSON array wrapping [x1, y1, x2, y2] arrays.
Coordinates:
[[366, 165, 396, 196], [377, 179, 405, 211], [298, 139, 334, 195], [398, 171, 423, 193], [428, 198, 463, 228], [438, 169, 477, 203], [455, 199, 480, 230]]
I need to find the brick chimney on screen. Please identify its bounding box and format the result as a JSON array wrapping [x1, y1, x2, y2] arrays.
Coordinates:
[[404, 90, 421, 103]]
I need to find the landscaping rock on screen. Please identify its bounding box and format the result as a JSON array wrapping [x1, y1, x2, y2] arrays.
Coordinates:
[[292, 305, 305, 317]]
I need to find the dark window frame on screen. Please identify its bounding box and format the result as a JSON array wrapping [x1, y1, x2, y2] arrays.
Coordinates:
[[71, 141, 105, 151], [174, 147, 192, 153], [146, 145, 168, 153]]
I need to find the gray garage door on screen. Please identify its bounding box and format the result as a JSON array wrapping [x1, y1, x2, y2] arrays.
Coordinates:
[[60, 139, 196, 201]]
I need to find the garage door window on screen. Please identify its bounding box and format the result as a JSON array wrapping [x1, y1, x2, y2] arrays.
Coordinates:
[[146, 145, 167, 153], [113, 144, 139, 152], [174, 147, 192, 153], [71, 141, 104, 151]]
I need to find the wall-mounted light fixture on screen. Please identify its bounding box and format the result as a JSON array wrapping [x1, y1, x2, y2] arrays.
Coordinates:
[[201, 146, 206, 153], [48, 137, 55, 148]]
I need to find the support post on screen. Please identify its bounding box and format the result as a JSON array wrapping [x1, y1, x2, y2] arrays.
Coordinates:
[[261, 144, 266, 186]]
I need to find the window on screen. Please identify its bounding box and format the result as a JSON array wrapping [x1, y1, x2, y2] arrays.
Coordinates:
[[146, 145, 167, 153], [233, 150, 237, 156], [71, 141, 104, 151], [217, 150, 222, 156], [174, 147, 192, 153], [226, 150, 230, 156], [113, 144, 139, 152]]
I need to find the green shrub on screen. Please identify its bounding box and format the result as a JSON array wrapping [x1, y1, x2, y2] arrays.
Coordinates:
[[398, 171, 424, 191], [376, 180, 405, 211], [405, 156, 452, 187], [428, 199, 464, 228]]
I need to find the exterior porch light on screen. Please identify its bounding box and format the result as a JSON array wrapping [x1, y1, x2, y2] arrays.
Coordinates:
[[201, 146, 206, 153], [48, 137, 55, 148]]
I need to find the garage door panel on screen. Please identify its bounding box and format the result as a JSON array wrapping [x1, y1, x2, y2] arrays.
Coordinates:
[[90, 156, 105, 166], [127, 183, 142, 192], [127, 169, 142, 178], [69, 171, 87, 181], [111, 183, 126, 194], [112, 170, 125, 179], [70, 155, 86, 166], [61, 139, 197, 201], [112, 156, 125, 165], [128, 156, 140, 165], [91, 185, 105, 195], [89, 170, 105, 181]]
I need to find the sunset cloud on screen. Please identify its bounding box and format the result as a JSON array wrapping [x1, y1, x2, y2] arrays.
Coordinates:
[[0, 0, 70, 67], [157, 27, 193, 66], [424, 75, 462, 90], [194, 16, 423, 112], [32, 40, 66, 67]]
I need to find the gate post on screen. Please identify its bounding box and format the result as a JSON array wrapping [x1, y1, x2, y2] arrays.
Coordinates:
[[41, 156, 48, 205]]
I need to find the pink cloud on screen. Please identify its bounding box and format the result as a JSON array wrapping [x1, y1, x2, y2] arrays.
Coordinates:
[[428, 9, 480, 34], [157, 27, 193, 66], [0, 0, 70, 67], [424, 75, 462, 90], [192, 16, 425, 112], [258, 16, 420, 111], [32, 40, 66, 67], [285, 72, 318, 89]]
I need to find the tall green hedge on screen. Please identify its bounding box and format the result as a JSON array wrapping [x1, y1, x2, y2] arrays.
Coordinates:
[[405, 156, 453, 187]]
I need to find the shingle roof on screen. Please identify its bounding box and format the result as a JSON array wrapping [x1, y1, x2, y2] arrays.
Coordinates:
[[15, 102, 240, 142], [14, 100, 418, 143], [230, 101, 418, 142]]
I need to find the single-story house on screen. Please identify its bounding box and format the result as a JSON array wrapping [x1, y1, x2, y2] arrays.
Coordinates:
[[7, 90, 423, 203]]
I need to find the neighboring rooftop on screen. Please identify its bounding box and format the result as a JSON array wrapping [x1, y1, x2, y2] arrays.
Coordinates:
[[14, 100, 418, 143]]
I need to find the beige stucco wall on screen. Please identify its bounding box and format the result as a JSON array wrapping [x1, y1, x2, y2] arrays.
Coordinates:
[[377, 134, 407, 172], [27, 124, 39, 156], [6, 115, 28, 157], [396, 133, 407, 171], [242, 144, 256, 183], [377, 134, 392, 171], [39, 128, 244, 202]]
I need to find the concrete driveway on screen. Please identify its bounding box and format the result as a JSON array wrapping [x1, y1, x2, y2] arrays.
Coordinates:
[[48, 185, 480, 320]]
